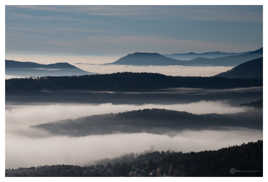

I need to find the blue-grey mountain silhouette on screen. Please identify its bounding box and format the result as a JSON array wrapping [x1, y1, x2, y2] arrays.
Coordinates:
[[166, 51, 239, 60], [6, 60, 89, 77], [111, 48, 262, 66], [111, 52, 181, 65]]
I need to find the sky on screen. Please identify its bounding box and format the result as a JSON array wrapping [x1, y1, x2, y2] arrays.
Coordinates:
[[6, 5, 263, 58]]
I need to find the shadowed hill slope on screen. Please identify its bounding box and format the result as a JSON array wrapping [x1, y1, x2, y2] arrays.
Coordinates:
[[216, 58, 263, 79]]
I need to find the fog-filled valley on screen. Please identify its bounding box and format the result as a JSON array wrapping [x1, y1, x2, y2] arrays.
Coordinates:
[[5, 5, 263, 177], [6, 55, 263, 176], [5, 58, 263, 179], [5, 22, 264, 177], [6, 47, 262, 79], [7, 128, 262, 169], [6, 88, 262, 169], [6, 60, 232, 79]]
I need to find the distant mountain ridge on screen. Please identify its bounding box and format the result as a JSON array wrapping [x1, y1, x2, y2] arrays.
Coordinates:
[[6, 60, 75, 68], [166, 51, 239, 60], [111, 48, 263, 66], [216, 57, 263, 79], [6, 60, 89, 77], [183, 52, 261, 66], [167, 48, 262, 58]]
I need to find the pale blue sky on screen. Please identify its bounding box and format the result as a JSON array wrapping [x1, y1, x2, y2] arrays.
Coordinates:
[[6, 5, 263, 56]]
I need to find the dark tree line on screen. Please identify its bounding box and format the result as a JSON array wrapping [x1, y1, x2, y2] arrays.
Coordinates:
[[6, 72, 262, 93], [6, 140, 263, 177]]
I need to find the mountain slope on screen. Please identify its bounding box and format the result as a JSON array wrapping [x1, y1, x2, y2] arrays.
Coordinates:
[[6, 60, 89, 77], [111, 52, 181, 65], [216, 58, 263, 79]]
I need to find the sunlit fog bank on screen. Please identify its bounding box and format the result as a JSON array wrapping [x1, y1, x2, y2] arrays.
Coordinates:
[[6, 129, 262, 169]]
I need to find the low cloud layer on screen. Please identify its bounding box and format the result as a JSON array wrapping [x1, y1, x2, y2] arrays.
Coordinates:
[[6, 101, 250, 126], [75, 64, 232, 77], [6, 100, 262, 169], [6, 129, 262, 169], [5, 54, 232, 77]]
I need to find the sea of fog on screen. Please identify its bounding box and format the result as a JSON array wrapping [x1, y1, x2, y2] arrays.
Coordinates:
[[74, 64, 232, 77], [5, 54, 232, 77], [5, 54, 259, 169], [7, 130, 261, 169], [6, 101, 261, 169], [5, 64, 232, 79]]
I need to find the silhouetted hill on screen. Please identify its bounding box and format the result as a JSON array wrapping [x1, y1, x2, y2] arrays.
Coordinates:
[[216, 58, 263, 79], [33, 108, 262, 137], [183, 48, 262, 66], [6, 60, 89, 77], [6, 60, 76, 68], [5, 72, 262, 93], [6, 140, 262, 177], [111, 52, 181, 65], [111, 48, 262, 66]]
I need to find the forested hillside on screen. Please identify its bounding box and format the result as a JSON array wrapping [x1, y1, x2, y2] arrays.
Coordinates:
[[6, 140, 262, 177]]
